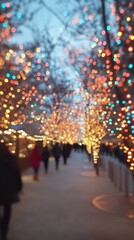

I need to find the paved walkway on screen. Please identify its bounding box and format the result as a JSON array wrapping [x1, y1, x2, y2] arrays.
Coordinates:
[[9, 150, 134, 240]]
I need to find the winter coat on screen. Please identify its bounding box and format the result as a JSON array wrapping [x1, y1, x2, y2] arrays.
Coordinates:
[[42, 146, 50, 161], [52, 143, 61, 159], [29, 146, 42, 168], [62, 144, 69, 158], [0, 143, 23, 205]]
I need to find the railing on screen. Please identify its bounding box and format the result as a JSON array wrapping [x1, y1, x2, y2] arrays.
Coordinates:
[[100, 154, 134, 197]]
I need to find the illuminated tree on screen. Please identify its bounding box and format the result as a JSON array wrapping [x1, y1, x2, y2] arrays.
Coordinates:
[[0, 0, 133, 170], [64, 0, 134, 169]]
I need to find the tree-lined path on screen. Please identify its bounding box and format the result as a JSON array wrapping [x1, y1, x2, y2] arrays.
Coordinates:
[[9, 150, 134, 240]]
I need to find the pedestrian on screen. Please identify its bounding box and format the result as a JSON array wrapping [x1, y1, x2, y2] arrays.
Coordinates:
[[52, 142, 61, 170], [42, 145, 50, 173], [61, 144, 69, 165], [0, 143, 23, 240], [29, 143, 42, 180]]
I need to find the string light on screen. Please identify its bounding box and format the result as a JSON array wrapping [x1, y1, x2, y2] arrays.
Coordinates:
[[0, 1, 133, 170]]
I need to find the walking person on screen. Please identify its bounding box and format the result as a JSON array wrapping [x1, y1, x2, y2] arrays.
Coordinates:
[[42, 145, 50, 173], [52, 142, 61, 170], [29, 143, 42, 181], [0, 143, 23, 240], [61, 144, 68, 165]]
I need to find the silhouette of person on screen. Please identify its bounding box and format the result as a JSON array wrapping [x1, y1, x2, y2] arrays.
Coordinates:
[[29, 144, 42, 180], [42, 145, 50, 173], [0, 143, 23, 240], [52, 142, 61, 170], [61, 144, 69, 165]]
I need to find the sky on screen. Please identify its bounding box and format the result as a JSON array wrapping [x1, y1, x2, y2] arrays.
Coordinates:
[[11, 0, 73, 45]]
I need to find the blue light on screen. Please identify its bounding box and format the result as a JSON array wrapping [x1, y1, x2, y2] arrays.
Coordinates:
[[2, 23, 7, 28], [117, 40, 121, 45], [114, 81, 118, 85], [128, 64, 133, 69], [122, 100, 126, 104], [127, 79, 132, 83], [116, 100, 120, 104], [6, 73, 10, 78], [107, 25, 111, 31], [12, 75, 16, 79], [17, 12, 22, 19], [79, 19, 84, 24], [1, 3, 6, 8]]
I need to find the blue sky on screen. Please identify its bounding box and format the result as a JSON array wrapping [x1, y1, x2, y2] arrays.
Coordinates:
[[11, 0, 73, 45]]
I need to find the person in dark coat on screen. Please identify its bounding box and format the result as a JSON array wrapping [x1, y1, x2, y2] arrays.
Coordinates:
[[42, 145, 50, 173], [61, 144, 69, 165], [52, 142, 61, 170], [0, 143, 23, 240]]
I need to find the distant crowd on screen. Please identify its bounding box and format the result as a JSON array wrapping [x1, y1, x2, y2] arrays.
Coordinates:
[[29, 142, 87, 180], [29, 142, 72, 180]]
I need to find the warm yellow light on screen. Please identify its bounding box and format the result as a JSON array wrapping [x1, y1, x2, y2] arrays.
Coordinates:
[[0, 91, 4, 95], [21, 53, 25, 58], [130, 35, 134, 40], [126, 17, 131, 22], [102, 53, 105, 57], [36, 47, 40, 52], [4, 78, 9, 83], [118, 31, 122, 36]]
